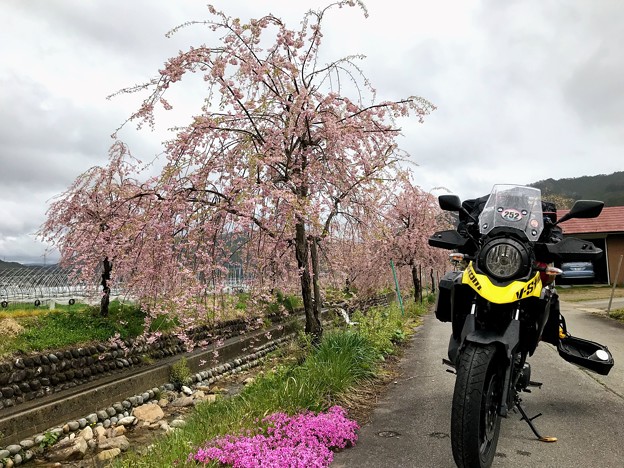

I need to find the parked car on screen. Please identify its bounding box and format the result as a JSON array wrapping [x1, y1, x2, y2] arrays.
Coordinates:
[[560, 261, 595, 282]]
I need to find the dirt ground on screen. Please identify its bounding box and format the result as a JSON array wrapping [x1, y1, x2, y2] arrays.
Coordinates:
[[555, 285, 624, 302]]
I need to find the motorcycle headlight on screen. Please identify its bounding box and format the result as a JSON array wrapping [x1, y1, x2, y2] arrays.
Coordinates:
[[479, 238, 530, 281]]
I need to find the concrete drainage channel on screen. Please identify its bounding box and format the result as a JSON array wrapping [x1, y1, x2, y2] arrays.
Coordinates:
[[0, 322, 297, 467]]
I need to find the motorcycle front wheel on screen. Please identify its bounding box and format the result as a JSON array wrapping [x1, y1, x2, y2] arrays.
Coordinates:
[[451, 343, 503, 468]]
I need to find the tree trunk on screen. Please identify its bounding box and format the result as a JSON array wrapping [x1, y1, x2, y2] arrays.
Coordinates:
[[309, 237, 323, 340], [411, 264, 421, 303], [430, 268, 436, 294], [295, 222, 321, 341], [100, 257, 112, 317]]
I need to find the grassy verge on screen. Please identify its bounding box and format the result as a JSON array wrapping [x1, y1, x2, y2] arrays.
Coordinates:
[[0, 290, 306, 358], [0, 300, 172, 357], [556, 285, 624, 302], [113, 300, 428, 467], [608, 308, 624, 324]]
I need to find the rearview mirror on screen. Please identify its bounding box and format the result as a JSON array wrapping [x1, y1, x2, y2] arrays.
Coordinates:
[[439, 195, 462, 212], [557, 200, 604, 225]]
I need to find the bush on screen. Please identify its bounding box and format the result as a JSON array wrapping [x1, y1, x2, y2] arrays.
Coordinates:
[[170, 357, 192, 389]]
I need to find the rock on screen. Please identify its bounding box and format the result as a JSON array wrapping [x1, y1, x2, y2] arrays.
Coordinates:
[[54, 436, 74, 450], [46, 437, 88, 462], [95, 447, 121, 462], [181, 385, 193, 396], [5, 445, 22, 455], [96, 410, 108, 421], [67, 420, 80, 431], [170, 419, 187, 428], [12, 454, 22, 465], [87, 439, 97, 450], [205, 394, 217, 404], [192, 390, 206, 400], [195, 385, 211, 392], [0, 449, 10, 460], [113, 426, 126, 437], [118, 416, 136, 426], [19, 439, 35, 450], [243, 377, 255, 385], [86, 413, 98, 425], [170, 396, 194, 407], [157, 398, 169, 408], [78, 418, 87, 428], [133, 403, 164, 423], [79, 426, 93, 441], [94, 426, 107, 439], [98, 435, 130, 452]]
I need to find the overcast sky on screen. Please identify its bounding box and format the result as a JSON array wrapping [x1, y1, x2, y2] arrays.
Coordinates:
[[1, 0, 623, 264]]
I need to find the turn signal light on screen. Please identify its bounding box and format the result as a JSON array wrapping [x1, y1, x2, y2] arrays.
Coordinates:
[[449, 253, 466, 262], [545, 266, 563, 275]]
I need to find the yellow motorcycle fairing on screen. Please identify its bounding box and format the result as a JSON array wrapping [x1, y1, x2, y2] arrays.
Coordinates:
[[461, 262, 542, 304]]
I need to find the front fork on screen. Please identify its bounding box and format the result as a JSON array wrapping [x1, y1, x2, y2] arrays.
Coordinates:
[[456, 303, 522, 417]]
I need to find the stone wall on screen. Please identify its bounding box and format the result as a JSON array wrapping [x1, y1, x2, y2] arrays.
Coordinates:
[[0, 317, 266, 413]]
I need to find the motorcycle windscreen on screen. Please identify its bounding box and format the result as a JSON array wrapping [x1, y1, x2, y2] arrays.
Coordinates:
[[479, 185, 544, 242]]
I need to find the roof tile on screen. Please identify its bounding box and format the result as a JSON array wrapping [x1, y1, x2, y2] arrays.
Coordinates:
[[558, 206, 624, 234]]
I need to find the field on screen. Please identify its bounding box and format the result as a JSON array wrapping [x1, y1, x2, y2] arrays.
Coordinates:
[[555, 284, 624, 302]]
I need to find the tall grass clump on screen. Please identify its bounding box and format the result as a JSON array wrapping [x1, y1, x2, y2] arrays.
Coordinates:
[[114, 300, 419, 467], [351, 300, 426, 357]]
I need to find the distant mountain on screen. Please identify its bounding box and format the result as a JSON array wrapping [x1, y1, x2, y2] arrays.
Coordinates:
[[0, 260, 24, 269], [530, 171, 624, 208]]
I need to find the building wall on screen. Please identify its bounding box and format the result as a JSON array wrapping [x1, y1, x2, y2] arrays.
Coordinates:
[[607, 234, 624, 285]]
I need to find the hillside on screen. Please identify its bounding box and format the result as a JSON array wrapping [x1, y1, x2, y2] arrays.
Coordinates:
[[0, 260, 24, 269], [531, 171, 624, 208]]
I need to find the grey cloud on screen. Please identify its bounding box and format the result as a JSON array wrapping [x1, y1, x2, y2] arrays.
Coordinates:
[[0, 77, 119, 189]]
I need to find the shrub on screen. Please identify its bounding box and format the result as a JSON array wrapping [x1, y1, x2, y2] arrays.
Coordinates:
[[170, 357, 192, 389]]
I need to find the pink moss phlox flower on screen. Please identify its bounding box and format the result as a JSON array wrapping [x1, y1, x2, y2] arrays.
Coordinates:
[[188, 406, 358, 467]]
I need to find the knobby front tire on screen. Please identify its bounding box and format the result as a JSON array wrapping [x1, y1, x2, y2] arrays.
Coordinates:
[[451, 343, 503, 468]]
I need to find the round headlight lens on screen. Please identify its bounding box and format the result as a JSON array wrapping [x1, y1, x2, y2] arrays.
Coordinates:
[[484, 243, 523, 279]]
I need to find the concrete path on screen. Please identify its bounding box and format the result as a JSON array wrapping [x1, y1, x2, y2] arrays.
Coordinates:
[[332, 301, 624, 467]]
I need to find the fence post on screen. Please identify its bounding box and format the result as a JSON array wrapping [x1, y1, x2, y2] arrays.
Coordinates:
[[390, 260, 404, 316], [607, 254, 623, 317]]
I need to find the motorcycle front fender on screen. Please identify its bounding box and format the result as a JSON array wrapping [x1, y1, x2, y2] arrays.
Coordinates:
[[459, 315, 521, 361], [455, 314, 522, 417]]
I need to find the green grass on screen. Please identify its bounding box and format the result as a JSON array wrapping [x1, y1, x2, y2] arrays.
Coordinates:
[[113, 299, 428, 467], [608, 308, 624, 323], [0, 300, 173, 356]]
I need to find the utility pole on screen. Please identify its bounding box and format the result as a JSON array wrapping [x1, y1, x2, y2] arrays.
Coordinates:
[[607, 254, 623, 317]]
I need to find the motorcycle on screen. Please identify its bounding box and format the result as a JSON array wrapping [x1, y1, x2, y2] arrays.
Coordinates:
[[428, 185, 614, 468]]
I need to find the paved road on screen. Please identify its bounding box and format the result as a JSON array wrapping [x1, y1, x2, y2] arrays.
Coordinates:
[[333, 301, 624, 467]]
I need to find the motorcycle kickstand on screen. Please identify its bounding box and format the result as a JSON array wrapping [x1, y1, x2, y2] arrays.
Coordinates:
[[514, 398, 558, 443]]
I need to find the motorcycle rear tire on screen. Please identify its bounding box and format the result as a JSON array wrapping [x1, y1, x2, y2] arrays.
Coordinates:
[[451, 343, 502, 468]]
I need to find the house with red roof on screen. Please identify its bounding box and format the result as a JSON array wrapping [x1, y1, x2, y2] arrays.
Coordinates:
[[557, 206, 624, 285]]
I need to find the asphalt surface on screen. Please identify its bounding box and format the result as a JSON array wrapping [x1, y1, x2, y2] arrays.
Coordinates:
[[332, 299, 624, 468]]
